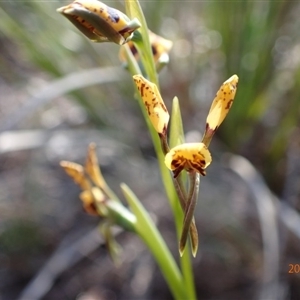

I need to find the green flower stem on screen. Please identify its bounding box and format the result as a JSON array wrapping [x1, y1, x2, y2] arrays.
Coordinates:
[[121, 184, 185, 300], [105, 200, 137, 232], [124, 2, 196, 298], [123, 46, 182, 230], [125, 45, 196, 300], [125, 0, 157, 85], [126, 53, 196, 300]]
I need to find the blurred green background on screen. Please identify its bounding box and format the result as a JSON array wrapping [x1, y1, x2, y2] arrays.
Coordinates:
[[1, 0, 300, 299]]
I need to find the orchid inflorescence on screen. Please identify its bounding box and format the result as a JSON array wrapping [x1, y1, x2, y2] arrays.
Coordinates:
[[58, 0, 239, 258], [133, 73, 238, 255]]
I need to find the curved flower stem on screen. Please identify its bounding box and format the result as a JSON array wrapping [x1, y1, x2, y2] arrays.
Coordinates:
[[161, 126, 199, 256], [123, 3, 196, 297], [173, 175, 199, 256], [179, 172, 200, 257]]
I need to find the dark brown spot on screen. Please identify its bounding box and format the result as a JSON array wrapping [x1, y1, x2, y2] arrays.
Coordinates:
[[107, 7, 120, 23], [172, 160, 181, 168], [140, 83, 145, 97], [225, 99, 233, 109], [172, 156, 185, 167], [145, 102, 151, 115], [151, 45, 158, 56]]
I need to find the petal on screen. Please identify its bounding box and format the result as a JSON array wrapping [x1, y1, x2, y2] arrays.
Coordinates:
[[165, 143, 212, 177], [57, 0, 140, 45], [133, 75, 170, 134], [85, 143, 107, 190], [206, 74, 239, 131], [60, 161, 91, 191]]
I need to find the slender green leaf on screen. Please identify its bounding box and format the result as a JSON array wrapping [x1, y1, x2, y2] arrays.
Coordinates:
[[120, 183, 185, 300]]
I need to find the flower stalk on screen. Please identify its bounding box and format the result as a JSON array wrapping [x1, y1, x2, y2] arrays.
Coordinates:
[[57, 0, 239, 299]]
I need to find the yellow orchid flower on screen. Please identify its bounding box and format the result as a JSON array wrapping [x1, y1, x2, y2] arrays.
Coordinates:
[[165, 143, 212, 178], [60, 160, 105, 215], [57, 0, 141, 45], [133, 74, 170, 135], [60, 143, 109, 216], [203, 75, 238, 145]]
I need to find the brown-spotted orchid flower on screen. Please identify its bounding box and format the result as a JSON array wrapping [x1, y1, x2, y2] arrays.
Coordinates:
[[164, 143, 212, 178], [60, 143, 136, 228], [60, 143, 136, 262], [164, 142, 212, 256], [163, 75, 238, 256], [133, 74, 170, 136], [57, 0, 141, 45], [60, 143, 110, 216], [202, 74, 239, 147]]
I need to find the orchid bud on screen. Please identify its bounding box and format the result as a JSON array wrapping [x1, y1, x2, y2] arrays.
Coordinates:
[[164, 143, 212, 178], [133, 74, 169, 135], [57, 0, 141, 45]]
